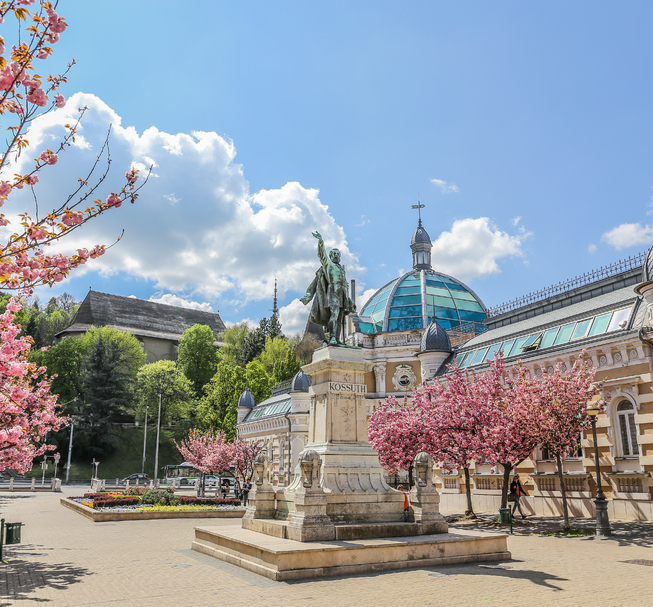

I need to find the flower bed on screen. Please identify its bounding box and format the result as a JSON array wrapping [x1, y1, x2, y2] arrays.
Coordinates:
[[60, 497, 245, 523], [70, 491, 241, 511]]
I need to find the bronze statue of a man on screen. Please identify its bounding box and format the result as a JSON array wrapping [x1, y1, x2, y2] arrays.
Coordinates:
[[301, 231, 356, 346]]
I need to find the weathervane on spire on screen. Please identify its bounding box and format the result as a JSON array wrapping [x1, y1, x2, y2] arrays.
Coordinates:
[[412, 198, 425, 227]]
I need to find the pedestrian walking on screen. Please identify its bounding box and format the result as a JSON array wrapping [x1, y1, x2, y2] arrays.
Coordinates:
[[510, 474, 528, 519], [242, 478, 252, 506], [397, 485, 409, 521]]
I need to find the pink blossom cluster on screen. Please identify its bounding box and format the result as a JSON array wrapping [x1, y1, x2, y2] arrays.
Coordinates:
[[39, 150, 58, 165], [0, 298, 65, 473], [0, 1, 147, 473], [369, 351, 599, 503], [231, 439, 263, 480], [176, 430, 234, 476]]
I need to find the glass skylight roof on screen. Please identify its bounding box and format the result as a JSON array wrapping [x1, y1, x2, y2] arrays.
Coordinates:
[[245, 398, 291, 421], [455, 306, 632, 369], [358, 270, 487, 334]]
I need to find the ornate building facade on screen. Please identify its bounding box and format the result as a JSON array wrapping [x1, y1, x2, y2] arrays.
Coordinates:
[[236, 217, 653, 520]]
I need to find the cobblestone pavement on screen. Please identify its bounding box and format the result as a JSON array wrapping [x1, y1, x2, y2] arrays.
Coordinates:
[[1, 488, 652, 607]]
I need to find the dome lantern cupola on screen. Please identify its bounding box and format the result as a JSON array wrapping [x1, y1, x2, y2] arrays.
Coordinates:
[[410, 218, 433, 270]]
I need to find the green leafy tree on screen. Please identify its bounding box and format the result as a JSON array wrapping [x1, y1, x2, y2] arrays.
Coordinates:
[[198, 360, 240, 433], [257, 336, 292, 376], [177, 324, 220, 396], [198, 360, 272, 439], [135, 360, 196, 427], [30, 337, 86, 407], [272, 347, 301, 384], [79, 327, 146, 379], [242, 316, 284, 364], [219, 323, 251, 366]]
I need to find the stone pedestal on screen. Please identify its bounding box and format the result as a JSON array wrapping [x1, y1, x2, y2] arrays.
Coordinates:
[[409, 452, 448, 534], [242, 453, 276, 523], [193, 345, 510, 578]]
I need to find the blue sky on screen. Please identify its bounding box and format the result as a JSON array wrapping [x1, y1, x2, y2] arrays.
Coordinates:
[[6, 1, 653, 333]]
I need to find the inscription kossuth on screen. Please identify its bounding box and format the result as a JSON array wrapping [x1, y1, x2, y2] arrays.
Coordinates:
[[328, 382, 367, 394]]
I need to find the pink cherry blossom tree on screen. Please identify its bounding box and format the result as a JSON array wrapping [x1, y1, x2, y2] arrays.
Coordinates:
[[528, 356, 599, 529], [231, 438, 263, 482], [473, 355, 541, 509], [0, 1, 150, 472], [176, 429, 233, 497], [368, 395, 425, 487], [416, 367, 496, 518]]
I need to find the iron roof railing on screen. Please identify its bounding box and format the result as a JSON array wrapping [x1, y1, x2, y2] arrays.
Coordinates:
[[486, 251, 646, 318]]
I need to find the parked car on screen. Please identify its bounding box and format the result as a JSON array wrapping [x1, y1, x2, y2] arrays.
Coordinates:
[[121, 473, 150, 484]]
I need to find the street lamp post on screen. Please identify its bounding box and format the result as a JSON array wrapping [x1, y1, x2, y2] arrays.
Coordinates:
[[65, 422, 74, 484], [141, 405, 149, 475], [154, 394, 162, 486], [586, 402, 612, 536]]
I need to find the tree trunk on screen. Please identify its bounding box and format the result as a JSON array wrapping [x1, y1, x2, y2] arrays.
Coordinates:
[[463, 467, 475, 518], [500, 463, 512, 509], [198, 471, 205, 498], [555, 453, 570, 529], [408, 461, 414, 488]]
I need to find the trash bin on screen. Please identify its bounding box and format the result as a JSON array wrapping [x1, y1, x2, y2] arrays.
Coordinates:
[[5, 522, 23, 545], [498, 508, 512, 525]]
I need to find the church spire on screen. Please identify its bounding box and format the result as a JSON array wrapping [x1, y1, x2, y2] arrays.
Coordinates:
[[270, 278, 279, 317]]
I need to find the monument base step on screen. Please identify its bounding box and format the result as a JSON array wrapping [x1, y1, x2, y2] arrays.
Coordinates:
[[192, 524, 510, 581], [242, 518, 448, 540]]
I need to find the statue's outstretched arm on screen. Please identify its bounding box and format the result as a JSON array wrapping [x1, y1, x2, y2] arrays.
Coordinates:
[[316, 234, 328, 268]]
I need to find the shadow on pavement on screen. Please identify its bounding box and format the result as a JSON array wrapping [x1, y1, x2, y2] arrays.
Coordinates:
[[284, 561, 568, 591], [0, 545, 92, 602], [445, 512, 653, 548]]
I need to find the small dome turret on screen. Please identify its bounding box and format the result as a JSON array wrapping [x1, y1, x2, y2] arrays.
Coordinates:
[[237, 389, 255, 409], [410, 219, 433, 270], [290, 369, 311, 392], [420, 320, 452, 353]]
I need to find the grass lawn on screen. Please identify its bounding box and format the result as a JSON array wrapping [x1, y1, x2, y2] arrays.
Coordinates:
[[26, 426, 184, 480]]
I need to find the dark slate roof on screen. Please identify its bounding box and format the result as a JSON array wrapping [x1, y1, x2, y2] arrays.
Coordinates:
[[56, 290, 226, 341], [290, 369, 311, 392], [420, 320, 452, 353], [411, 224, 432, 245], [237, 389, 256, 409]]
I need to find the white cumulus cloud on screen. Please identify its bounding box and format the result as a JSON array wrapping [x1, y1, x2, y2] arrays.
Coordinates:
[[4, 92, 360, 308], [430, 217, 529, 282], [148, 293, 213, 312], [279, 298, 309, 336], [431, 178, 459, 194], [601, 223, 653, 250]]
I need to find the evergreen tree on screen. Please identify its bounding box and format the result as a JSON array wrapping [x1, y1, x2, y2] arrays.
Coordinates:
[[77, 335, 134, 457]]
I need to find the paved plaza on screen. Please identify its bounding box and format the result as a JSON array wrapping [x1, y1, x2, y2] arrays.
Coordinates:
[[1, 487, 652, 607]]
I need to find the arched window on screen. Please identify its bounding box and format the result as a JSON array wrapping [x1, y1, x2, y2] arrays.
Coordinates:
[[616, 400, 639, 456]]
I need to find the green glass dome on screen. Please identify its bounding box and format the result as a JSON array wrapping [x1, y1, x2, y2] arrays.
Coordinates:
[[357, 270, 487, 334]]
